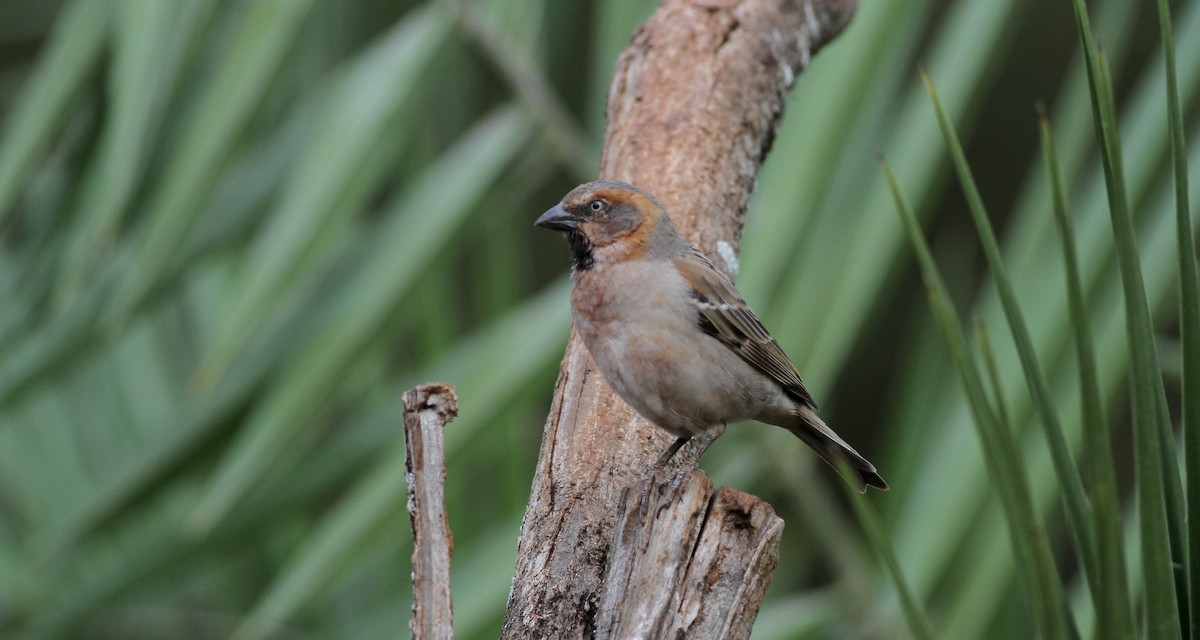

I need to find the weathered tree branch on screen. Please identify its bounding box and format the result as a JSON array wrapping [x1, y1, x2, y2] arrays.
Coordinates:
[[503, 0, 856, 637], [404, 383, 458, 640]]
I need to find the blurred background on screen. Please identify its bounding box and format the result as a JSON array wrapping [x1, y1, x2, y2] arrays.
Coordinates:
[[0, 0, 1197, 638]]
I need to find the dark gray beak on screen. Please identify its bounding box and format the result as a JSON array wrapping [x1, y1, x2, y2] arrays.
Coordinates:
[[534, 204, 578, 232]]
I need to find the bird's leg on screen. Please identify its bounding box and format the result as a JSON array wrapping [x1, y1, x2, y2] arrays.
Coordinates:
[[654, 436, 693, 505], [640, 426, 726, 517], [635, 436, 692, 518], [657, 427, 724, 515], [654, 436, 692, 467]]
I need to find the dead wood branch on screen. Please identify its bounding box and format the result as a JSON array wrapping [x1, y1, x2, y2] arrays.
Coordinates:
[[503, 1, 856, 638], [404, 383, 458, 640]]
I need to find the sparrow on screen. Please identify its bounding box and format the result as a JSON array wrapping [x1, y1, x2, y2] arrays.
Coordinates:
[[535, 180, 887, 491]]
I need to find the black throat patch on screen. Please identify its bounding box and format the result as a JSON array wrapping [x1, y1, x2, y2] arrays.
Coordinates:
[[566, 231, 594, 271]]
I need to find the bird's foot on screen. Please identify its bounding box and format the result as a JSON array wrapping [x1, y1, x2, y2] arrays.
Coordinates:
[[655, 465, 694, 519], [634, 436, 690, 516]]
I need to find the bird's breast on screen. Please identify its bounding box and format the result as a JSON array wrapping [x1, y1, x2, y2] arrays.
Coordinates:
[[570, 260, 692, 339], [569, 260, 760, 435], [571, 259, 690, 380]]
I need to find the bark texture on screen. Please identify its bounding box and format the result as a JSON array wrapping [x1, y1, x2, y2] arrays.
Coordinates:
[[404, 383, 458, 640], [503, 0, 856, 637]]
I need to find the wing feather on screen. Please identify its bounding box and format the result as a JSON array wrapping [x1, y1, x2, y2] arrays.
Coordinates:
[[674, 249, 816, 408]]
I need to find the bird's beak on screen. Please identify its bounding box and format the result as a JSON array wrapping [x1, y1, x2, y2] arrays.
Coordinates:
[[534, 204, 578, 232]]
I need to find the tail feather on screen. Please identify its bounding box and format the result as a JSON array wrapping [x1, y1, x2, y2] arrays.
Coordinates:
[[789, 406, 888, 492]]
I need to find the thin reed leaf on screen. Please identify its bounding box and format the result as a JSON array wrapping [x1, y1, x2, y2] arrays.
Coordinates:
[[921, 72, 1096, 591], [187, 106, 532, 533], [1105, 45, 1188, 637], [888, 7, 1197, 624], [1156, 0, 1200, 635], [1038, 109, 1134, 640], [974, 321, 1011, 435], [104, 0, 320, 327], [0, 0, 107, 229], [1071, 0, 1184, 633], [230, 442, 410, 640], [51, 0, 213, 309], [786, 0, 1030, 386], [838, 460, 935, 640], [438, 0, 595, 179], [883, 157, 1076, 640], [1107, 52, 1189, 627], [197, 4, 451, 386], [233, 280, 570, 639]]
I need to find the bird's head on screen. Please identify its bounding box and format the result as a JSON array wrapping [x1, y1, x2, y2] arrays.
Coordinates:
[[535, 180, 677, 271]]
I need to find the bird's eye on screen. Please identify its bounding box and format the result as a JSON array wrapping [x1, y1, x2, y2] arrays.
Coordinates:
[[589, 200, 604, 212]]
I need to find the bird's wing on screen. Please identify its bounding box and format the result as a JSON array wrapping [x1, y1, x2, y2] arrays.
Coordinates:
[[673, 248, 816, 408]]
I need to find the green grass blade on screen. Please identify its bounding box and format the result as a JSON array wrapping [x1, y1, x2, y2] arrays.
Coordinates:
[[1038, 110, 1134, 640], [585, 0, 654, 138], [0, 0, 107, 229], [196, 4, 451, 387], [921, 72, 1096, 590], [883, 157, 1076, 640], [975, 321, 1011, 436], [33, 315, 287, 560], [1071, 0, 1184, 633], [0, 259, 119, 411], [103, 0, 320, 327], [740, 0, 935, 310], [1156, 0, 1200, 636], [1101, 46, 1187, 639], [0, 95, 314, 414], [28, 274, 568, 635], [439, 0, 595, 179], [230, 442, 410, 640], [838, 465, 935, 640], [51, 0, 215, 309], [231, 278, 570, 639], [781, 0, 1030, 386], [886, 3, 1188, 612], [186, 106, 533, 533]]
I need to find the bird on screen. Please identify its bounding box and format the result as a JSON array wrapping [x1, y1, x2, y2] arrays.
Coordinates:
[[535, 180, 887, 491]]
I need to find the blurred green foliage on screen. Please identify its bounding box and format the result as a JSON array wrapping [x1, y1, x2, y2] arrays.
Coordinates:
[[0, 0, 1196, 638]]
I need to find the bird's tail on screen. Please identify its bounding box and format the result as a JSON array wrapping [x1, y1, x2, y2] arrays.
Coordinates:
[[787, 405, 888, 492]]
